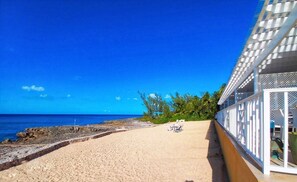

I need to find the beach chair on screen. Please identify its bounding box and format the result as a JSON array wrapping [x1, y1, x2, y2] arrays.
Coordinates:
[[179, 119, 185, 126], [173, 119, 184, 132], [173, 124, 183, 132], [167, 120, 178, 131], [167, 119, 184, 132], [167, 124, 174, 131]]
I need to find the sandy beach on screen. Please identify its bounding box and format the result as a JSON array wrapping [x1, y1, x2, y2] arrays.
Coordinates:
[[0, 120, 227, 182]]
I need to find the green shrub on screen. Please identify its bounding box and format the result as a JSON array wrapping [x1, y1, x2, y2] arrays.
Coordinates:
[[139, 84, 226, 124]]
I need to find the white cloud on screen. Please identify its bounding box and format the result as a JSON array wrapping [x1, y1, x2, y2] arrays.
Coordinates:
[[22, 86, 30, 91], [67, 94, 71, 98], [165, 94, 171, 99], [40, 94, 47, 98], [22, 85, 45, 92], [133, 98, 138, 101], [149, 93, 156, 98], [115, 96, 121, 101]]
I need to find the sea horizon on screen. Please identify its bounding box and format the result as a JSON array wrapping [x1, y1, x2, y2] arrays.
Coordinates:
[[0, 114, 142, 141]]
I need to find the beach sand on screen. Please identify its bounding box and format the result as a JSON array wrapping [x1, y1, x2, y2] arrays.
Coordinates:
[[0, 120, 227, 182]]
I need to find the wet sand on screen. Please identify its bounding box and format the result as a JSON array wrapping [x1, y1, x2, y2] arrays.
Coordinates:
[[0, 120, 227, 182]]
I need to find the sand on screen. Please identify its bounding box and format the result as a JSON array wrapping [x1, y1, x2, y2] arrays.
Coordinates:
[[0, 120, 227, 182]]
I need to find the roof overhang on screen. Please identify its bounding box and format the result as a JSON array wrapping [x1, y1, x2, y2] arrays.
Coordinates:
[[218, 3, 297, 105]]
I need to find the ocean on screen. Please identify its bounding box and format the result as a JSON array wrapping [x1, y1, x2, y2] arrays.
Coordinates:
[[0, 114, 141, 141]]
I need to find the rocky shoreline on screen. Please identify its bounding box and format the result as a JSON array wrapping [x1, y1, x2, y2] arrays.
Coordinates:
[[0, 118, 153, 171], [1, 118, 152, 145]]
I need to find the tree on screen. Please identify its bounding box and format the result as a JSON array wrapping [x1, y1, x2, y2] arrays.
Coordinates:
[[139, 92, 170, 119], [139, 83, 226, 123], [171, 93, 186, 114]]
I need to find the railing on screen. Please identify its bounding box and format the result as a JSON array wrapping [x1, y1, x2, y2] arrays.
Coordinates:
[[216, 87, 297, 175], [216, 92, 264, 168]]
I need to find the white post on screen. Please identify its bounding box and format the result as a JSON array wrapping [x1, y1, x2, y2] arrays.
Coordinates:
[[283, 92, 289, 168], [260, 95, 264, 162], [244, 102, 248, 147], [249, 101, 253, 152], [236, 104, 239, 140], [263, 90, 270, 175], [254, 68, 259, 93], [235, 89, 238, 103], [252, 101, 256, 154], [248, 102, 252, 151], [246, 102, 250, 150], [256, 98, 260, 158]]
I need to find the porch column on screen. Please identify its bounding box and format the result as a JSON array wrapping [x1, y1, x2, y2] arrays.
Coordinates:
[[254, 68, 259, 93], [235, 89, 238, 103]]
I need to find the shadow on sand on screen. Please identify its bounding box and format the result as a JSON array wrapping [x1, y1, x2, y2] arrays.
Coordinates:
[[205, 120, 229, 182]]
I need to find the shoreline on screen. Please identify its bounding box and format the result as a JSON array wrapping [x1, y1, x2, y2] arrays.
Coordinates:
[[0, 114, 143, 142], [0, 118, 153, 171], [1, 117, 148, 144]]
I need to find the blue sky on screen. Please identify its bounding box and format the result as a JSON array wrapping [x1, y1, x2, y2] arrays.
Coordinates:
[[0, 0, 258, 114]]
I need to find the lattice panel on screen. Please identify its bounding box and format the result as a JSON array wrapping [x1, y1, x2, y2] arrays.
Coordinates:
[[270, 92, 284, 125], [259, 71, 297, 90], [270, 91, 297, 126], [237, 103, 246, 144], [288, 91, 297, 108], [236, 92, 254, 101]]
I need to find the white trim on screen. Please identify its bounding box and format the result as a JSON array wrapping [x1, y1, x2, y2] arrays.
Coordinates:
[[263, 87, 297, 93], [260, 96, 264, 162], [263, 90, 270, 175], [270, 166, 297, 175], [283, 92, 289, 168]]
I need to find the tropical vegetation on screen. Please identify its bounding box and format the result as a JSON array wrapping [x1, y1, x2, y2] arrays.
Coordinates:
[[139, 84, 226, 124]]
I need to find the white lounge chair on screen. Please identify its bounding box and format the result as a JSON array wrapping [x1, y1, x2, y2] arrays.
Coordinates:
[[173, 124, 183, 132], [167, 119, 185, 132]]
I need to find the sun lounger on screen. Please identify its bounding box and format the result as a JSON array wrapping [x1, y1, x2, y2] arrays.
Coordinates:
[[167, 119, 184, 132], [173, 124, 183, 132]]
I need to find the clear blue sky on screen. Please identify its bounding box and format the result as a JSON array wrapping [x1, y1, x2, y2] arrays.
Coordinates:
[[0, 0, 258, 114]]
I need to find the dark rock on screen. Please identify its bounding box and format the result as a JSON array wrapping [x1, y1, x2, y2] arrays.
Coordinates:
[[2, 139, 12, 144], [72, 126, 79, 132], [3, 118, 152, 145], [91, 128, 98, 132]]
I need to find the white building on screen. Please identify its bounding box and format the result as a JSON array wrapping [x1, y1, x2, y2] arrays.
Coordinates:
[[216, 0, 297, 175]]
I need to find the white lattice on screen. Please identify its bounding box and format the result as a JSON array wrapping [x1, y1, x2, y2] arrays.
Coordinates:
[[259, 71, 297, 90]]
